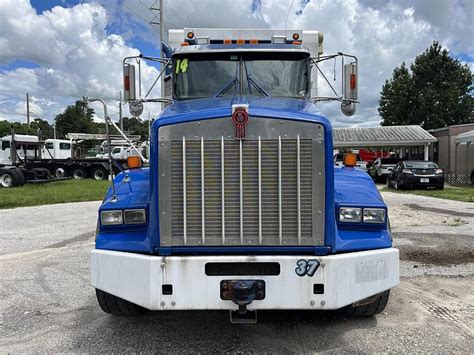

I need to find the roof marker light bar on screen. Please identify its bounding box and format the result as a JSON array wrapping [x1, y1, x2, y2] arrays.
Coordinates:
[[272, 35, 286, 44], [195, 36, 210, 45]]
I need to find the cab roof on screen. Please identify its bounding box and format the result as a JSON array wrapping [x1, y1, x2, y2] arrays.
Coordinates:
[[172, 43, 311, 56]]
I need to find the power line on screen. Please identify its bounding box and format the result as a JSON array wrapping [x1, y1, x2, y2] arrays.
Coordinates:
[[285, 0, 296, 35]]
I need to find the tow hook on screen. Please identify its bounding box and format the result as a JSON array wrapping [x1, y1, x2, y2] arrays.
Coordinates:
[[221, 280, 265, 323]]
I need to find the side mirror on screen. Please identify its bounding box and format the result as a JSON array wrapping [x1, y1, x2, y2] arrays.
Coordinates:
[[343, 62, 357, 100], [341, 62, 358, 116], [123, 63, 136, 102]]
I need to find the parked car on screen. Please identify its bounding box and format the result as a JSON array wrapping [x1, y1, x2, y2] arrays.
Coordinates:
[[368, 157, 403, 182], [386, 160, 444, 190], [333, 153, 368, 171]]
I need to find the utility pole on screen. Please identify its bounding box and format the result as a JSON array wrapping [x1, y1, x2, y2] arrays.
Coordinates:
[[160, 0, 164, 103], [119, 91, 123, 131], [53, 123, 56, 139], [26, 93, 30, 127]]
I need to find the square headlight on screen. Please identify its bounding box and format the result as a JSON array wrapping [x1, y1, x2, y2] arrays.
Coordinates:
[[363, 208, 386, 223], [124, 209, 147, 224], [100, 210, 123, 225], [339, 207, 362, 223]]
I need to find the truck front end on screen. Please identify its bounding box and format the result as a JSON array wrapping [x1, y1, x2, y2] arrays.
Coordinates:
[[91, 29, 398, 321]]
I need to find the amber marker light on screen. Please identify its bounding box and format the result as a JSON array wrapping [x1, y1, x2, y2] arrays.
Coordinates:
[[127, 156, 142, 169], [343, 152, 357, 167]]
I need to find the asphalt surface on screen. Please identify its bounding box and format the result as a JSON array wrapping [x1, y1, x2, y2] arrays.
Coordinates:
[[1, 194, 473, 353]]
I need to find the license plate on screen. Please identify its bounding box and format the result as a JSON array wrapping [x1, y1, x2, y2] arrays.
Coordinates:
[[420, 178, 429, 183]]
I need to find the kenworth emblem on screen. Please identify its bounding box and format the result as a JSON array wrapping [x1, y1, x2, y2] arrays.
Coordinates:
[[231, 104, 249, 140]]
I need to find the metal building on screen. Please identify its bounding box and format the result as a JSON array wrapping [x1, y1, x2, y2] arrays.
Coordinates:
[[333, 125, 437, 160], [429, 123, 474, 184]]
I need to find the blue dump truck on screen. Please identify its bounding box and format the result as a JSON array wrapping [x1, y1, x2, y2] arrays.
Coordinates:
[[90, 28, 399, 323]]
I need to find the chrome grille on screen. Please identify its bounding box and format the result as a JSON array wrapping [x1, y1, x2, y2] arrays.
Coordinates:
[[159, 117, 325, 247]]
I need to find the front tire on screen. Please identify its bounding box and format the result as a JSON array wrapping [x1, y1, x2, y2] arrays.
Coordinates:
[[0, 169, 19, 188], [95, 289, 146, 316], [344, 290, 390, 316]]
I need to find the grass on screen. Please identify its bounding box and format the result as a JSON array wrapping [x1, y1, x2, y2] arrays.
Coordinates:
[[0, 179, 110, 209], [381, 185, 474, 203]]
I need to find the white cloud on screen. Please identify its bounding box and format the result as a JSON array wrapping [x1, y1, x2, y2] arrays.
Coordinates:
[[0, 0, 161, 124], [0, 0, 472, 128]]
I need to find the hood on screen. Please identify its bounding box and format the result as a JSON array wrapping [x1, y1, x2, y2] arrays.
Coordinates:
[[155, 97, 329, 128]]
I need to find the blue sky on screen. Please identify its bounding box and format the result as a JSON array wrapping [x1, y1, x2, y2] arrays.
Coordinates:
[[0, 0, 472, 127]]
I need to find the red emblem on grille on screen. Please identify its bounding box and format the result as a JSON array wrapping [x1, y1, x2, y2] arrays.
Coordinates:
[[232, 104, 249, 140]]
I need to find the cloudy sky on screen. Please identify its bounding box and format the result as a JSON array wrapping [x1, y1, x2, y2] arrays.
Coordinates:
[[0, 0, 472, 127]]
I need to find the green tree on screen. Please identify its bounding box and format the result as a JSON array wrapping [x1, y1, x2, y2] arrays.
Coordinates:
[[379, 42, 473, 129], [122, 116, 149, 140], [30, 118, 54, 139], [0, 118, 53, 138], [54, 100, 96, 138], [379, 63, 413, 126]]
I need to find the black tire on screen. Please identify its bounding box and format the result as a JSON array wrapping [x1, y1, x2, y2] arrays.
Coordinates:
[[72, 167, 87, 180], [437, 185, 444, 190], [95, 289, 146, 316], [53, 165, 68, 178], [91, 166, 107, 181], [344, 290, 390, 316], [10, 168, 25, 186], [0, 169, 20, 188]]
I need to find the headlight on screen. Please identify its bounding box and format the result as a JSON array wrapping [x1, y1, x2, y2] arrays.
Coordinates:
[[124, 209, 147, 224], [100, 210, 123, 225], [363, 208, 386, 223], [339, 207, 362, 223]]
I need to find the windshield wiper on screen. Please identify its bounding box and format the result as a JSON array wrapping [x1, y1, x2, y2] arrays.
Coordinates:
[[243, 61, 271, 97], [213, 77, 239, 97]]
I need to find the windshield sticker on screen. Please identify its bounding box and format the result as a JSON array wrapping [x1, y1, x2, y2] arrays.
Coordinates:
[[175, 58, 189, 74]]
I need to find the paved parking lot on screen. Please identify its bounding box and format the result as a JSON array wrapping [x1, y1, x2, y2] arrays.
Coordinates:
[[1, 193, 473, 352]]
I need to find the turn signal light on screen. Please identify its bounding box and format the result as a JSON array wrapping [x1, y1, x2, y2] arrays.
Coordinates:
[[127, 156, 142, 169], [350, 73, 357, 90], [223, 39, 232, 44], [236, 39, 245, 45], [250, 39, 258, 44], [343, 153, 357, 167], [187, 31, 194, 39]]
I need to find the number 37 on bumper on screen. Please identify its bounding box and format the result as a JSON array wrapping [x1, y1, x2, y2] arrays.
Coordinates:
[[295, 259, 320, 276]]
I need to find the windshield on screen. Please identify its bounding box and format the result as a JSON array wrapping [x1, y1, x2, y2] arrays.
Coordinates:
[[173, 52, 310, 99], [405, 161, 438, 168]]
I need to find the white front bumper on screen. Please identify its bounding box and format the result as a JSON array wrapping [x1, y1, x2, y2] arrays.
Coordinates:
[[91, 248, 399, 311]]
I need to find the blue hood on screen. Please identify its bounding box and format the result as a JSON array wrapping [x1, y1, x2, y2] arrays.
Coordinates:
[[156, 97, 328, 127]]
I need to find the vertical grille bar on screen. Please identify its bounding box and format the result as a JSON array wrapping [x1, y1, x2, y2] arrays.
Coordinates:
[[297, 135, 301, 245], [201, 137, 205, 245], [258, 136, 262, 245], [221, 137, 225, 245], [239, 139, 243, 244], [278, 136, 282, 245], [182, 137, 187, 246]]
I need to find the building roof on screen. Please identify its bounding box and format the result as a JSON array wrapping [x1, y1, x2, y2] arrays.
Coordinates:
[[455, 130, 474, 144], [429, 123, 474, 133], [333, 125, 437, 148]]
